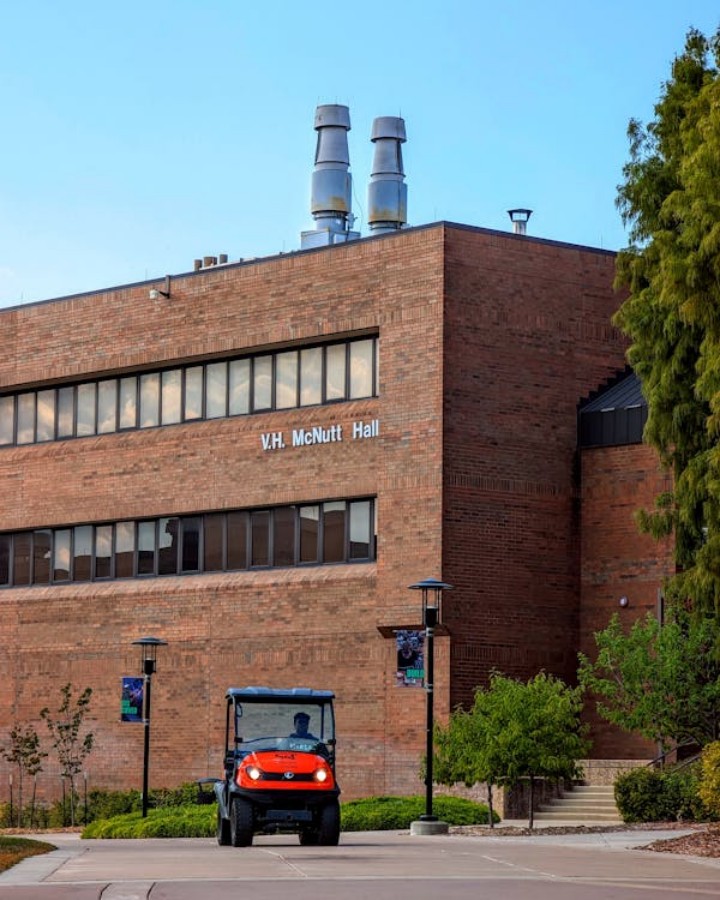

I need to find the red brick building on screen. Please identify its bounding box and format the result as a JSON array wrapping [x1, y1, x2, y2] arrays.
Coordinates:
[[0, 107, 672, 802]]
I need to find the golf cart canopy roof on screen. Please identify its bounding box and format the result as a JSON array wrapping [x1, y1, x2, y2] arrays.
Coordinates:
[[225, 686, 335, 704]]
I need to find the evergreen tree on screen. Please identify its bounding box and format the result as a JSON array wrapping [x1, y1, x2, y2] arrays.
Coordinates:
[[614, 27, 720, 613]]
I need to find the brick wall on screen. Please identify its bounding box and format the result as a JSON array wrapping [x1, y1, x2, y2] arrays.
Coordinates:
[[440, 225, 628, 706]]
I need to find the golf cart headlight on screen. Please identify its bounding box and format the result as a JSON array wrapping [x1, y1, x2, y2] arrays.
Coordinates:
[[246, 765, 262, 781], [313, 767, 329, 783]]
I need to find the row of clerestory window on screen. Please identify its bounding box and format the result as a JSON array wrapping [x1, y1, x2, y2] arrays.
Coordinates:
[[0, 336, 378, 447], [0, 499, 376, 588]]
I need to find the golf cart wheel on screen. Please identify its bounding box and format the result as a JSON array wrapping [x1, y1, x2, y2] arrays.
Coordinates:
[[217, 806, 231, 846], [230, 797, 254, 847], [317, 799, 340, 845], [299, 827, 320, 845]]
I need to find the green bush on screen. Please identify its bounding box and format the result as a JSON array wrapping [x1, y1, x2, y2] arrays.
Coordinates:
[[615, 765, 711, 823], [82, 805, 216, 839], [698, 741, 720, 818], [340, 795, 499, 831]]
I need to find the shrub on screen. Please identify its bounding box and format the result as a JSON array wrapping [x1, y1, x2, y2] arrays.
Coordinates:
[[340, 795, 499, 831], [615, 764, 711, 823], [82, 806, 216, 839], [698, 741, 720, 818]]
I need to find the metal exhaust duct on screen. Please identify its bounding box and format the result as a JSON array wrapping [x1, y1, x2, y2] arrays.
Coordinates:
[[301, 104, 360, 249], [367, 116, 407, 233], [508, 208, 532, 235]]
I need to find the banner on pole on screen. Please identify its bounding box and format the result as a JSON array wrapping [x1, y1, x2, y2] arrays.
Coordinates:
[[121, 676, 144, 722], [395, 629, 425, 687]]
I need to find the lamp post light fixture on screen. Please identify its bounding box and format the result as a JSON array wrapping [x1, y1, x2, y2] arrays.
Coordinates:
[[408, 577, 453, 835], [132, 636, 167, 817]]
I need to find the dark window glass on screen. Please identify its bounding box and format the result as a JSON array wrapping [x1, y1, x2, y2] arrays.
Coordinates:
[[323, 502, 346, 563], [299, 505, 319, 563], [184, 367, 203, 420], [119, 377, 138, 429], [77, 383, 96, 436], [73, 525, 93, 581], [229, 359, 250, 415], [275, 351, 298, 410], [158, 517, 179, 575], [16, 393, 35, 444], [206, 362, 227, 419], [53, 529, 71, 581], [97, 380, 117, 434], [140, 374, 159, 428], [374, 337, 380, 395], [0, 396, 14, 445], [251, 510, 269, 566], [33, 530, 51, 584], [325, 345, 346, 401], [95, 525, 113, 579], [181, 517, 201, 572], [161, 370, 182, 425], [227, 512, 247, 570], [203, 514, 224, 571], [0, 534, 10, 584], [137, 521, 156, 575], [349, 339, 374, 398], [36, 390, 56, 442], [116, 522, 135, 577], [253, 356, 272, 410], [273, 507, 295, 566], [349, 500, 371, 559], [57, 387, 74, 438], [300, 348, 322, 407], [13, 533, 31, 585]]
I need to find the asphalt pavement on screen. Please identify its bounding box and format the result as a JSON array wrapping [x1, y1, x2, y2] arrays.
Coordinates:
[[1, 826, 719, 900]]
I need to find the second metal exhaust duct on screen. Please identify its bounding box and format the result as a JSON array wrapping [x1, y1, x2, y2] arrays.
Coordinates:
[[367, 116, 407, 233]]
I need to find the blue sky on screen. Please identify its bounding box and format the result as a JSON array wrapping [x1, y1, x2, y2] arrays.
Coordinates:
[[1, 1, 718, 308]]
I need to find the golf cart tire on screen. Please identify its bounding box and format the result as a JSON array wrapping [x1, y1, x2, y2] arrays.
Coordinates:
[[299, 827, 320, 845], [230, 797, 254, 847], [318, 799, 340, 845], [217, 806, 231, 846]]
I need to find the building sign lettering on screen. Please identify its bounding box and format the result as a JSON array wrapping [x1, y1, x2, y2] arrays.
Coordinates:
[[261, 419, 379, 452]]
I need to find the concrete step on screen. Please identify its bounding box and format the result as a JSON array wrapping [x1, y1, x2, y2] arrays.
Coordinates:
[[534, 810, 623, 822], [535, 784, 622, 824]]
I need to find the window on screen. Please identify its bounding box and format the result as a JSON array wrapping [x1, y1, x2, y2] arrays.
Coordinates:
[[36, 390, 56, 442], [115, 522, 135, 578], [119, 377, 138, 430], [161, 370, 182, 425], [53, 530, 71, 581], [158, 517, 179, 575], [300, 348, 322, 407], [273, 507, 295, 566], [299, 505, 319, 563], [95, 525, 113, 579], [184, 367, 203, 420], [181, 517, 201, 572], [140, 374, 159, 428], [227, 512, 248, 570], [16, 393, 35, 444], [0, 336, 379, 447], [137, 521, 156, 575], [73, 525, 93, 581], [325, 345, 346, 401], [97, 380, 117, 434], [251, 510, 270, 566], [206, 362, 227, 419], [323, 502, 346, 563], [76, 384, 96, 436], [33, 530, 51, 584], [275, 351, 298, 410], [57, 387, 75, 438], [253, 356, 272, 411], [0, 498, 375, 587], [204, 513, 224, 571], [0, 396, 14, 445]]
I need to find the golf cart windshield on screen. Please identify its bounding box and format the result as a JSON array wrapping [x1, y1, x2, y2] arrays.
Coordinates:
[[233, 700, 335, 755]]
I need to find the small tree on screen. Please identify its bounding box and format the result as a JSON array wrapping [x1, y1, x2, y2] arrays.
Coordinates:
[[434, 672, 589, 828], [698, 741, 720, 818], [578, 610, 720, 749], [40, 684, 94, 827], [1, 723, 47, 827]]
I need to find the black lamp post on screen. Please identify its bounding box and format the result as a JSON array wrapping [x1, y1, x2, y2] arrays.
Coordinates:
[[132, 636, 167, 817], [409, 577, 452, 824]]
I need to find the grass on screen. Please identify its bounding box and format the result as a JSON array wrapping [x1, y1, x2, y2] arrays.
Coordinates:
[[0, 836, 56, 873]]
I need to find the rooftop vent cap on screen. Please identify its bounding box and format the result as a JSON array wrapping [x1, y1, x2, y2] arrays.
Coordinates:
[[508, 208, 532, 235], [367, 116, 407, 234]]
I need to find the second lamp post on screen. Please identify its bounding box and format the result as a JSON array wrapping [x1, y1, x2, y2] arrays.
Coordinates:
[[132, 636, 167, 818]]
